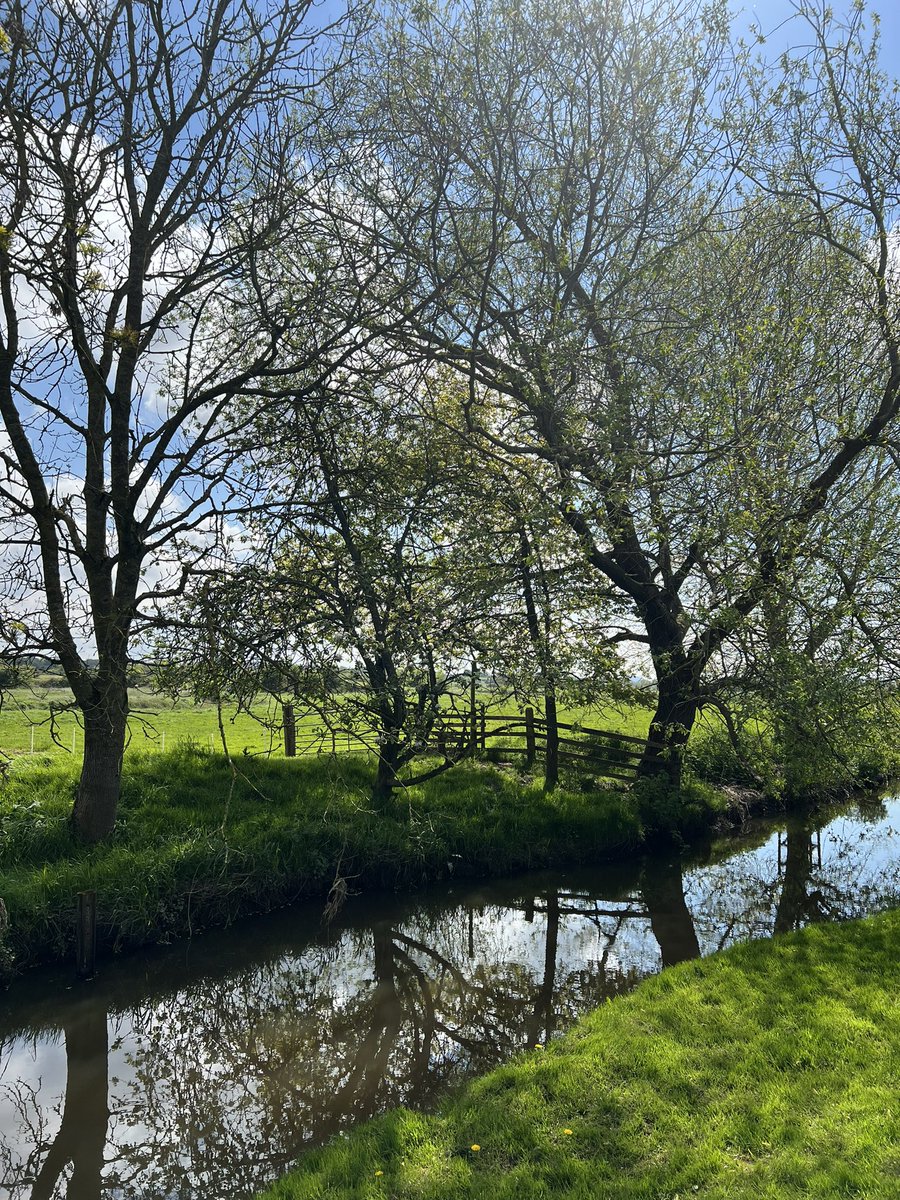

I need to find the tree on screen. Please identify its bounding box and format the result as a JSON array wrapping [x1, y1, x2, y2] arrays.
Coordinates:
[[439, 439, 629, 790], [709, 456, 900, 796], [169, 364, 489, 806], [0, 0, 351, 839], [331, 0, 900, 788], [192, 360, 630, 801]]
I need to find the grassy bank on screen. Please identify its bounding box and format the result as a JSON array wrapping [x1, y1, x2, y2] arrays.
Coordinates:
[[0, 746, 679, 973], [259, 909, 900, 1200]]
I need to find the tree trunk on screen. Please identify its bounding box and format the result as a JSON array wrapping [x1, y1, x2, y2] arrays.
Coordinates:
[[543, 688, 559, 793], [516, 523, 559, 791], [71, 689, 128, 843], [373, 738, 401, 809], [637, 650, 699, 789]]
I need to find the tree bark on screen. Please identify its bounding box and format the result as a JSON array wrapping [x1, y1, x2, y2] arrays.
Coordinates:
[[517, 526, 560, 792], [637, 642, 700, 789], [544, 688, 559, 793], [373, 738, 401, 809], [71, 683, 128, 843]]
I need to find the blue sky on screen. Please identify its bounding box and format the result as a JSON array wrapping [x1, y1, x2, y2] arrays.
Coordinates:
[[744, 0, 900, 65]]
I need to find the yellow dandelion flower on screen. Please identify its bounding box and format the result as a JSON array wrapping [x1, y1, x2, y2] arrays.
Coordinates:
[[471, 1144, 481, 1152], [563, 1129, 573, 1136], [374, 1169, 383, 1177]]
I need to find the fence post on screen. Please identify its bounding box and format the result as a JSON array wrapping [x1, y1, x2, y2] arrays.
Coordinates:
[[469, 662, 477, 754], [283, 702, 296, 758], [525, 706, 536, 767], [76, 890, 97, 979], [479, 703, 486, 751]]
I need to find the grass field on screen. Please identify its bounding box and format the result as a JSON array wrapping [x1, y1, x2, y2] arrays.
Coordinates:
[[0, 687, 315, 757], [258, 907, 900, 1200], [0, 685, 654, 761]]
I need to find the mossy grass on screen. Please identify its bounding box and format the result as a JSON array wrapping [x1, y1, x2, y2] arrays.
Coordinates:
[[0, 745, 657, 971], [258, 909, 900, 1200]]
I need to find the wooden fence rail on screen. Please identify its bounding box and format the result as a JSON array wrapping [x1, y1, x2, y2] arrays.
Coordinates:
[[425, 708, 660, 782], [275, 702, 658, 784]]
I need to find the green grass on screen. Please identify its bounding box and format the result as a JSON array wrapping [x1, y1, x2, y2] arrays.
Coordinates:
[[258, 909, 900, 1200], [0, 747, 652, 972], [0, 686, 653, 759], [0, 687, 321, 757]]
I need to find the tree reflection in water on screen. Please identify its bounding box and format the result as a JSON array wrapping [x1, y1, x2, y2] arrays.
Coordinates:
[[1, 795, 899, 1200]]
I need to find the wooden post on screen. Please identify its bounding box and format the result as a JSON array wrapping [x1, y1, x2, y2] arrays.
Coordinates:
[[283, 702, 296, 758], [76, 890, 97, 979], [544, 692, 559, 792], [438, 725, 447, 756], [525, 706, 536, 768], [469, 662, 477, 754], [479, 703, 486, 751]]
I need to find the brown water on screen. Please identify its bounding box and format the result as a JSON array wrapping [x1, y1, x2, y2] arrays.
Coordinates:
[[1, 795, 899, 1199]]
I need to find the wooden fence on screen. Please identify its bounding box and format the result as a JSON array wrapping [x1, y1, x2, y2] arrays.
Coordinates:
[[427, 708, 658, 783], [281, 702, 658, 783]]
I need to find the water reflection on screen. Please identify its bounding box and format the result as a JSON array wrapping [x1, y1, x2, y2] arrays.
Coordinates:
[[25, 1001, 107, 1200], [1, 795, 899, 1200]]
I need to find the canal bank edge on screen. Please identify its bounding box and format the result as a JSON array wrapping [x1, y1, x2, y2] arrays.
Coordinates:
[[0, 747, 861, 980], [258, 906, 900, 1200]]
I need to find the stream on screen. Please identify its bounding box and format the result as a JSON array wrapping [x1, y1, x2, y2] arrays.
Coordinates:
[[2, 794, 900, 1199]]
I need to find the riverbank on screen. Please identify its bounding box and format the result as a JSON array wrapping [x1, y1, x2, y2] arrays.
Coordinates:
[[0, 745, 731, 975], [258, 907, 900, 1199]]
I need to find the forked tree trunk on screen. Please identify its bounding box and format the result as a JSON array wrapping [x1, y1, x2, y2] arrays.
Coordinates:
[[71, 689, 128, 843]]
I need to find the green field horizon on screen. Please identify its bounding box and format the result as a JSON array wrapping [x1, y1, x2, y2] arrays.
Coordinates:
[[0, 685, 655, 763]]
